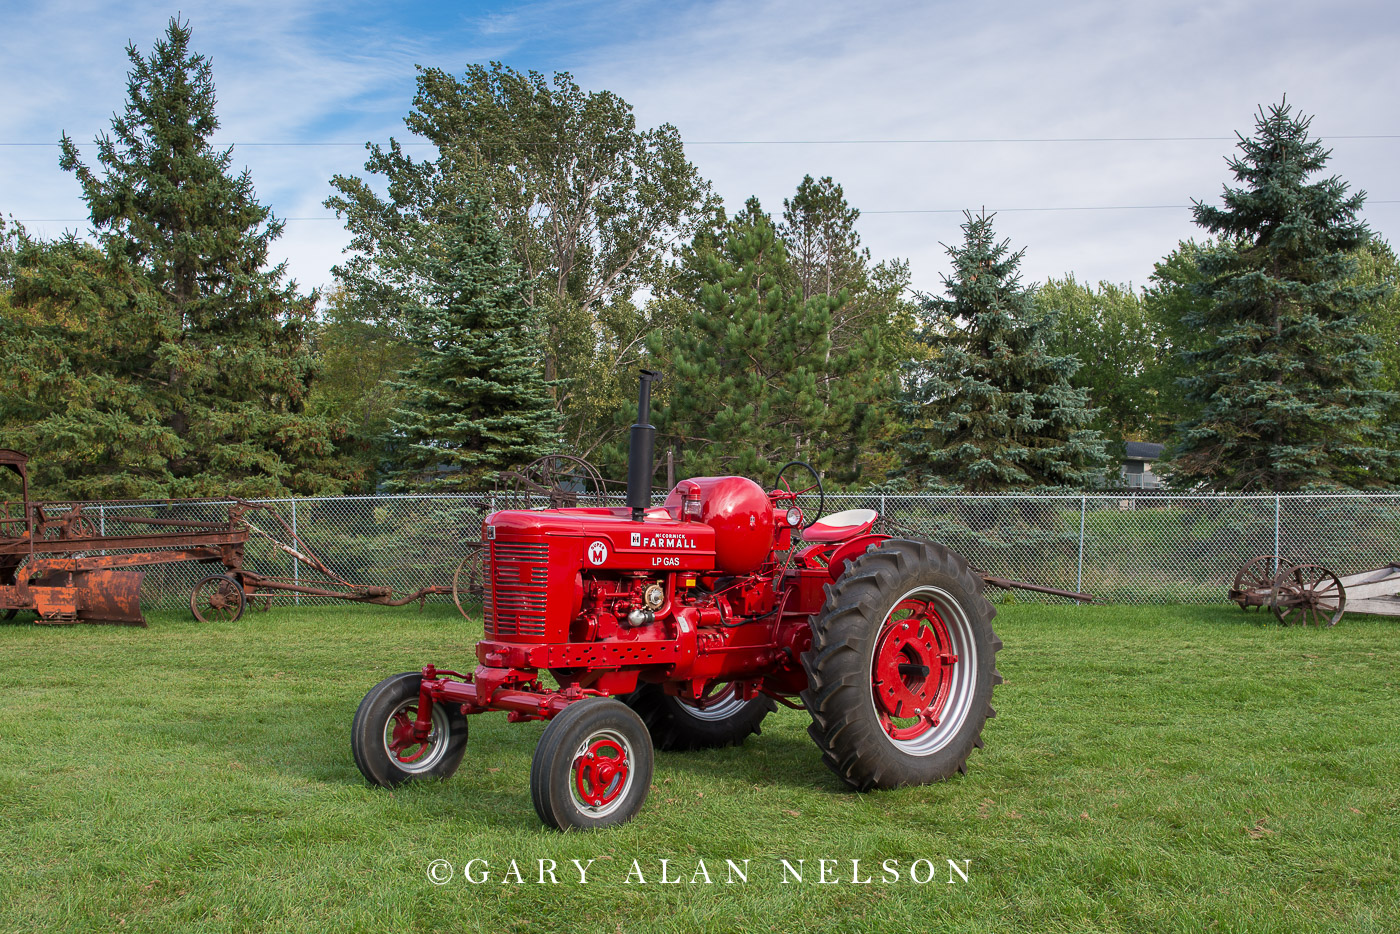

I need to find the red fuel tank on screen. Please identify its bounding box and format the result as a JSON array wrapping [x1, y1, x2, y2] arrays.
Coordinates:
[[664, 476, 774, 574]]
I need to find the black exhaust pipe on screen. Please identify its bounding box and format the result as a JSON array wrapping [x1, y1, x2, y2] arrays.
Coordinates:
[[627, 370, 662, 522]]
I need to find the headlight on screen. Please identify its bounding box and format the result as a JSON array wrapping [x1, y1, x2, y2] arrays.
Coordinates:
[[786, 508, 802, 527]]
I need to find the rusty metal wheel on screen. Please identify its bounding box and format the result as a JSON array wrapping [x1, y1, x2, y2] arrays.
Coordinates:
[[190, 574, 246, 623], [1230, 555, 1279, 612], [451, 546, 485, 620], [1269, 564, 1346, 627], [68, 515, 98, 539], [496, 455, 607, 510]]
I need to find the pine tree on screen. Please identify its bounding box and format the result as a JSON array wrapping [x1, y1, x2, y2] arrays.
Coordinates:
[[902, 212, 1108, 490], [379, 179, 562, 489], [654, 198, 878, 483], [1, 19, 349, 497], [1168, 101, 1399, 491]]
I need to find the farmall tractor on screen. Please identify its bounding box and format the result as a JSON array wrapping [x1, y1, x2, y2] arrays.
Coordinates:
[[352, 373, 1002, 829]]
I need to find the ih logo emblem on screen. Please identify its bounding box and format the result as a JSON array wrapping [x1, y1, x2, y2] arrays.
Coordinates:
[[630, 532, 641, 546], [587, 540, 609, 566]]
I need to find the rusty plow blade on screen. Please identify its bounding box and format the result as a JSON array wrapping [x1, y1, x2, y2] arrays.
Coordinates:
[[69, 569, 147, 626]]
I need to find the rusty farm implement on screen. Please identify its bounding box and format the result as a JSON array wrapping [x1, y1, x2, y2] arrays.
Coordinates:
[[1229, 554, 1400, 625], [1, 449, 448, 625]]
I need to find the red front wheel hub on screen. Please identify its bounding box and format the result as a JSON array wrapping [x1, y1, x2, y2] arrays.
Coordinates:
[[572, 735, 631, 808]]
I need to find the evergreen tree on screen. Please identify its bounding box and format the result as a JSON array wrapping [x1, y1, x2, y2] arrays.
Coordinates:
[[654, 198, 879, 483], [1167, 101, 1399, 491], [331, 158, 560, 489], [0, 19, 349, 497], [386, 189, 561, 488], [902, 212, 1108, 490], [777, 175, 913, 483]]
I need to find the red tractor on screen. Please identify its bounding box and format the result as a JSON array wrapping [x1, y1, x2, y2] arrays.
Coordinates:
[[352, 372, 1002, 829]]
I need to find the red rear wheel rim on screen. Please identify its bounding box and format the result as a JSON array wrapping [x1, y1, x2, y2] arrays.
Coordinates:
[[872, 596, 958, 742]]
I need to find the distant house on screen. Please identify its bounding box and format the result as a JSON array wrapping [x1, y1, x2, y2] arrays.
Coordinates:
[[1121, 442, 1165, 489]]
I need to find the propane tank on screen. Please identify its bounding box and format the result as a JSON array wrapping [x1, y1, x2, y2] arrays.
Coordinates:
[[664, 476, 774, 574]]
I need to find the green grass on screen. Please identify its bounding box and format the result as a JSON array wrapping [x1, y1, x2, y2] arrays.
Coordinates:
[[1, 602, 1397, 933]]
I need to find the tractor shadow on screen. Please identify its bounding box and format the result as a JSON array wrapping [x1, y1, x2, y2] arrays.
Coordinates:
[[652, 725, 850, 795]]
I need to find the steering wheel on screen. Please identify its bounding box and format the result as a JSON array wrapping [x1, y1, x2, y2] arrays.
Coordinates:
[[773, 461, 825, 531]]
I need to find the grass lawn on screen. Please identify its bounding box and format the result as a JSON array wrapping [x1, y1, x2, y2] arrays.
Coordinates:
[[0, 601, 1397, 933]]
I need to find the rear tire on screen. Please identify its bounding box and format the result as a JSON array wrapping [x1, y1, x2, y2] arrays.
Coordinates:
[[624, 682, 774, 751], [352, 672, 469, 788], [801, 539, 1001, 791], [531, 698, 653, 830]]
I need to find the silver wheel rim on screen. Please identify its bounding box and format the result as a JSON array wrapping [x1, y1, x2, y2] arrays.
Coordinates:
[[678, 684, 748, 722], [382, 699, 450, 774], [569, 728, 636, 818], [869, 584, 979, 756]]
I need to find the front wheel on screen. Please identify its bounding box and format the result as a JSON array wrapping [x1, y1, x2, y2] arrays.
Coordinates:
[[801, 539, 1001, 791], [530, 698, 653, 830], [351, 672, 469, 788]]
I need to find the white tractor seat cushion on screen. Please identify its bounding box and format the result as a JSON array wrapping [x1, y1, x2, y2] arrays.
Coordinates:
[[803, 508, 879, 543]]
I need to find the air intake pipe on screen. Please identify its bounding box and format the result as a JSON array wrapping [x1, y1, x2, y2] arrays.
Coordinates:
[[627, 370, 662, 522]]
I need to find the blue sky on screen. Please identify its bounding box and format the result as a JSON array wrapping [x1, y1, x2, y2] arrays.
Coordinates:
[[3, 0, 1398, 297]]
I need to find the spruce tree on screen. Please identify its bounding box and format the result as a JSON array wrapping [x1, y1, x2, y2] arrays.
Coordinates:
[[1168, 101, 1399, 491], [378, 179, 562, 489], [654, 198, 878, 483], [902, 212, 1108, 490], [1, 19, 348, 497]]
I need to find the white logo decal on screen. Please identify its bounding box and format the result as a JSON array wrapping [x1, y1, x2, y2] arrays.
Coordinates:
[[630, 532, 641, 546], [587, 540, 609, 565]]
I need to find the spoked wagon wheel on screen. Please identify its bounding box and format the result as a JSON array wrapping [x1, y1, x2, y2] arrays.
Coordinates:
[[497, 455, 607, 510], [1269, 564, 1346, 627], [190, 574, 246, 623], [802, 539, 1001, 790], [530, 698, 653, 830], [352, 672, 469, 787], [66, 515, 98, 539], [1230, 555, 1279, 612], [452, 546, 485, 620]]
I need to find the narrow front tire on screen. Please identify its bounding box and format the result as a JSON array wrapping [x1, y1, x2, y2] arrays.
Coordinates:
[[351, 672, 469, 788], [531, 698, 653, 830]]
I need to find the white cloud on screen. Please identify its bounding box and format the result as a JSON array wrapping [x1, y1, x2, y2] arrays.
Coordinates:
[[2, 0, 1396, 297]]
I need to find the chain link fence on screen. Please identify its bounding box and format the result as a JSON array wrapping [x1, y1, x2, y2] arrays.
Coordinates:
[[30, 491, 1400, 610]]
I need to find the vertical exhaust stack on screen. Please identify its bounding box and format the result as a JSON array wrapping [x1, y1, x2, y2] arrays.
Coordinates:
[[627, 370, 662, 522]]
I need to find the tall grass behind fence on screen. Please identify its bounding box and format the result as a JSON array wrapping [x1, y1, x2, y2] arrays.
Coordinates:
[[27, 492, 1400, 609]]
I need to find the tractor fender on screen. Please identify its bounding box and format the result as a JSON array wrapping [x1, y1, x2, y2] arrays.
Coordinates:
[[825, 534, 892, 582]]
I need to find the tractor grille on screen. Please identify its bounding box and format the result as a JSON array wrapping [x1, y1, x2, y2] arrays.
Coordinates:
[[486, 541, 550, 640]]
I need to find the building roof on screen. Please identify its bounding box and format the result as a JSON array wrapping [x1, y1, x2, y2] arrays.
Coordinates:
[[1123, 441, 1165, 461]]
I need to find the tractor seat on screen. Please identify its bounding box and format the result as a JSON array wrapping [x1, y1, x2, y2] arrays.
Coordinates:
[[803, 508, 879, 543]]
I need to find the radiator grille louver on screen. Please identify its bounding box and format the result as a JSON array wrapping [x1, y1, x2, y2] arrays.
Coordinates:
[[486, 541, 550, 640]]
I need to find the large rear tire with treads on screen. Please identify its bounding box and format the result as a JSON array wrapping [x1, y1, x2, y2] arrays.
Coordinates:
[[801, 539, 1001, 790]]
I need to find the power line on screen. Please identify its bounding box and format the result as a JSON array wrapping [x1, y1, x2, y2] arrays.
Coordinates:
[[4, 134, 1400, 148], [12, 200, 1400, 224]]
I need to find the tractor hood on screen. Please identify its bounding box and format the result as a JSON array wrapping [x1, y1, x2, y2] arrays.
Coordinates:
[[483, 507, 717, 573]]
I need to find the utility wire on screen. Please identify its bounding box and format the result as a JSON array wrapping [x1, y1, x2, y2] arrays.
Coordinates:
[[4, 135, 1400, 147], [14, 200, 1400, 223]]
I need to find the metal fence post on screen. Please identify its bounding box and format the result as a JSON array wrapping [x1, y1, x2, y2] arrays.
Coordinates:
[[98, 504, 106, 557], [1273, 495, 1281, 575], [291, 499, 300, 606], [880, 494, 886, 517], [1076, 495, 1087, 600]]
